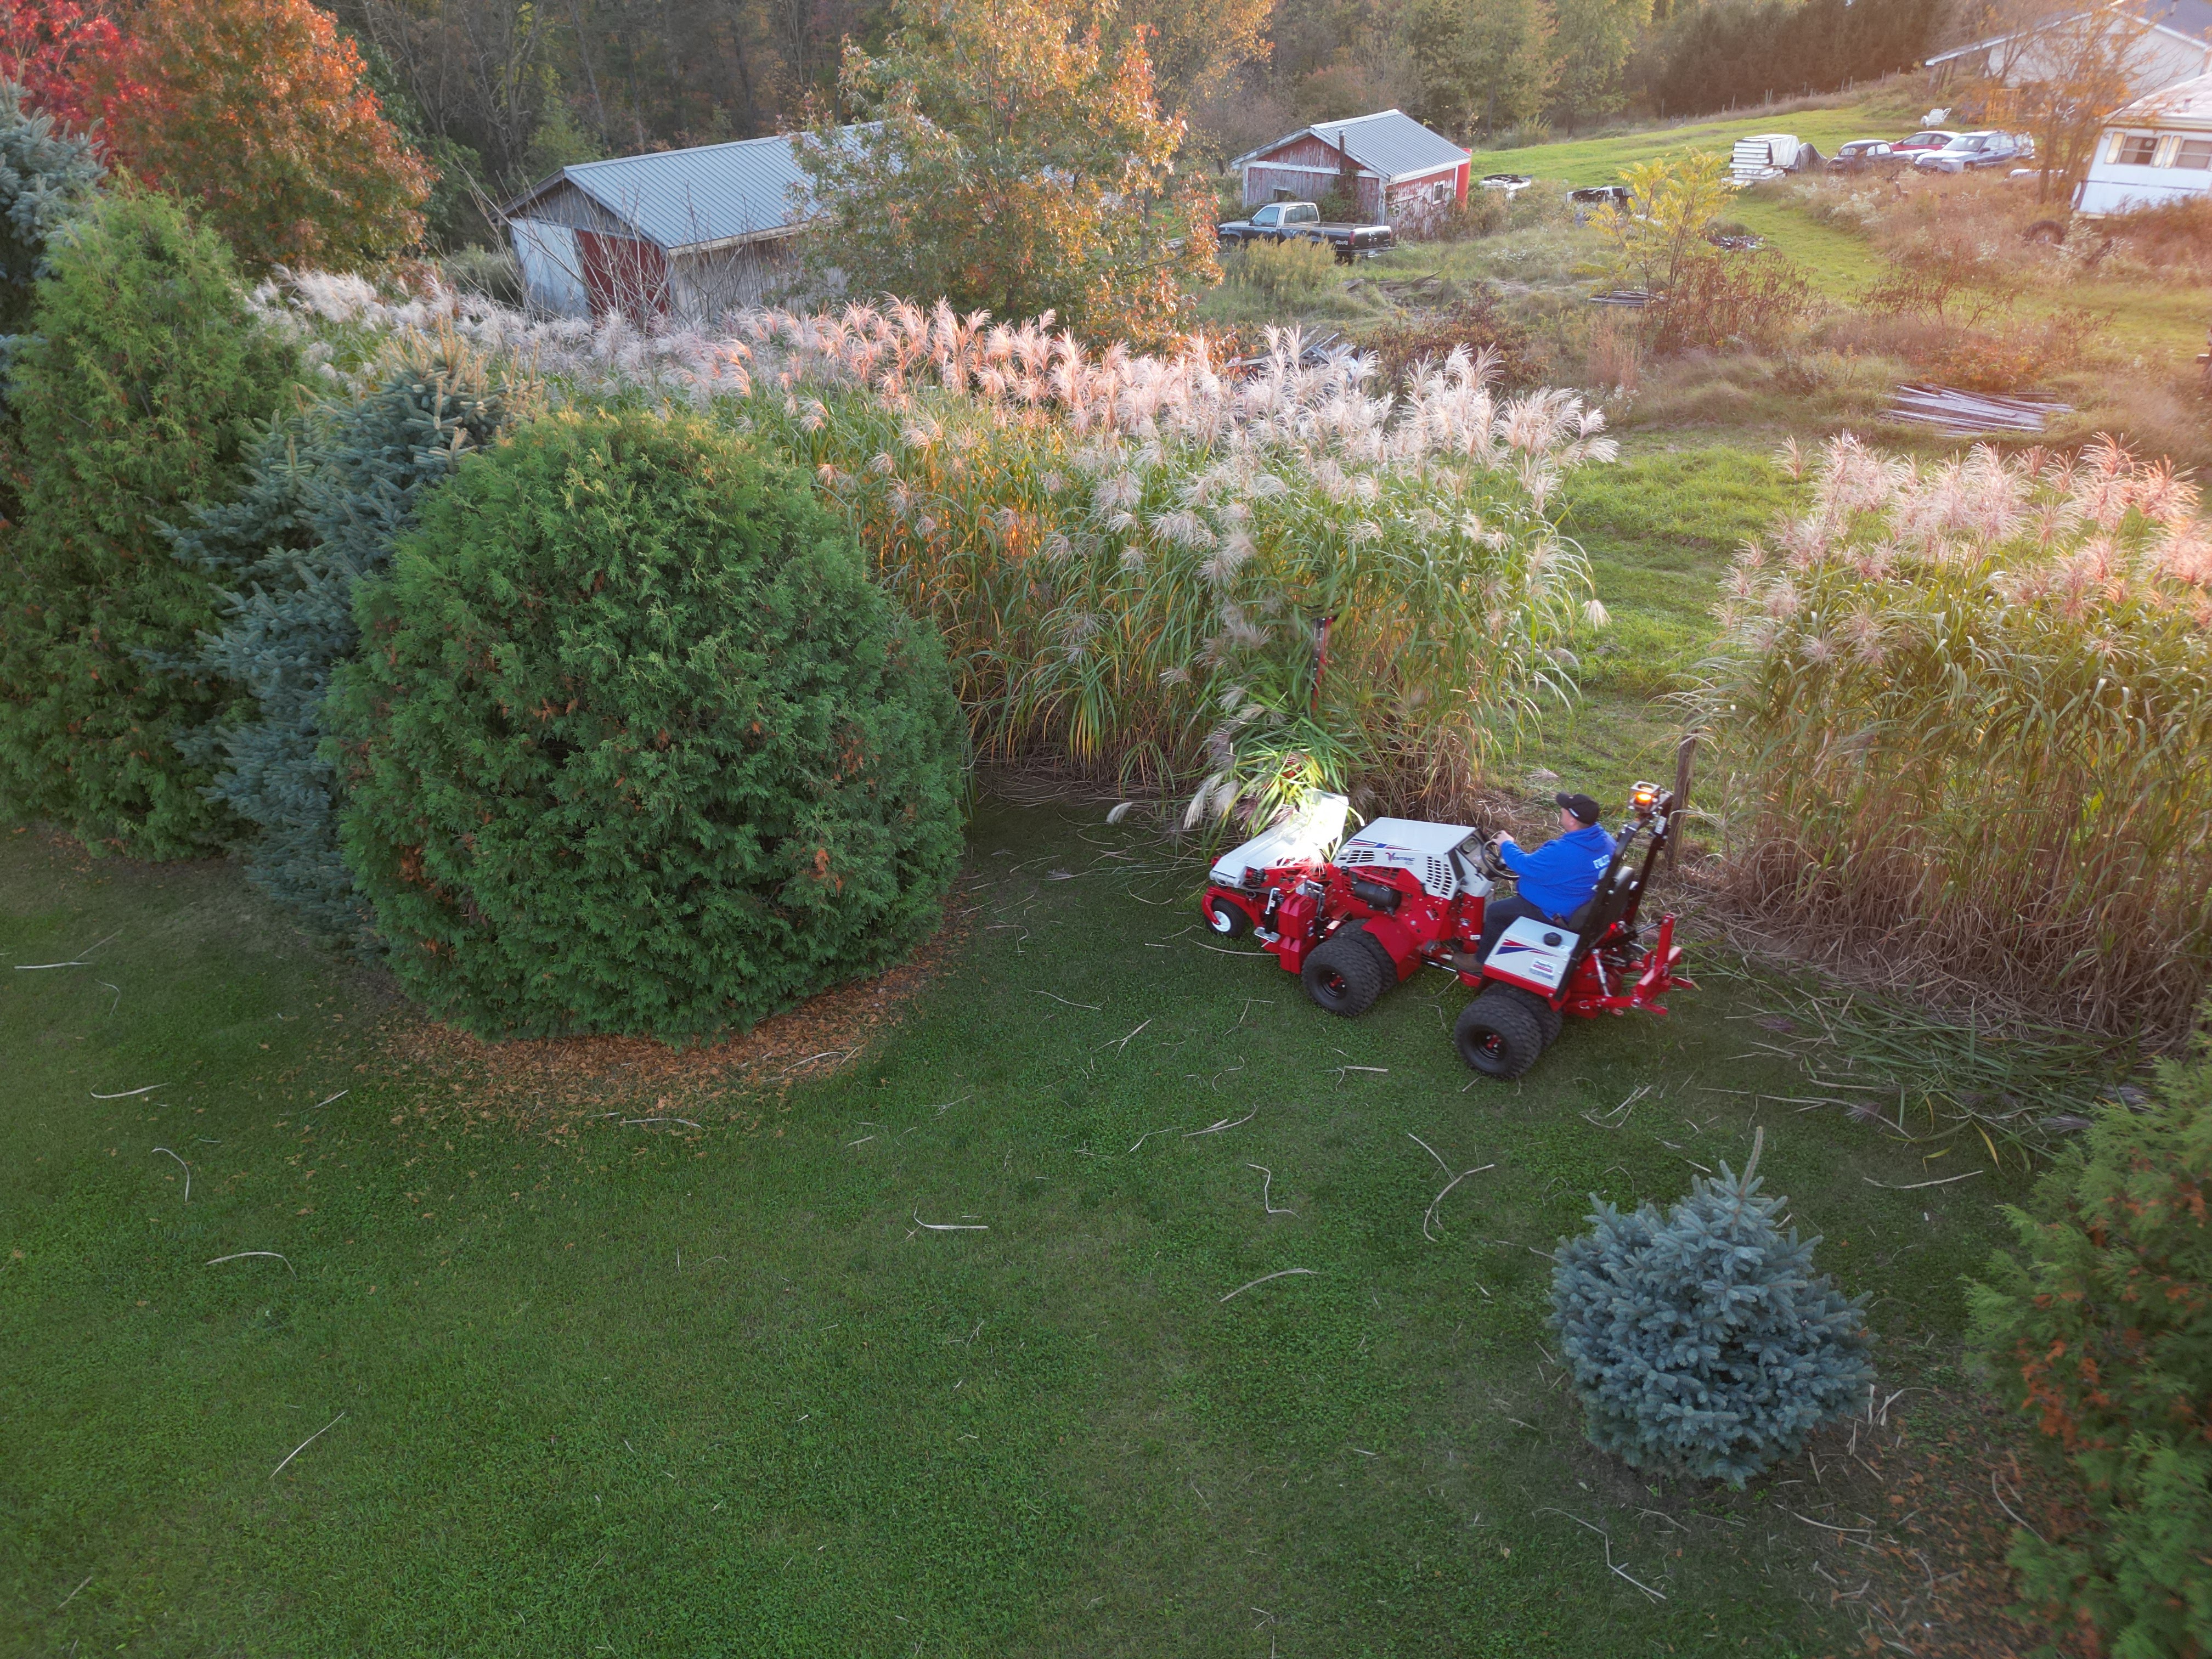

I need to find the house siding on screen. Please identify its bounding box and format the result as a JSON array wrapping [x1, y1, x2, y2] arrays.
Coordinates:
[[1238, 123, 1471, 234]]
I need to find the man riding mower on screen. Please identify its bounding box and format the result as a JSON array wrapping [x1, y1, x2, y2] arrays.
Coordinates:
[[1198, 783, 1691, 1079]]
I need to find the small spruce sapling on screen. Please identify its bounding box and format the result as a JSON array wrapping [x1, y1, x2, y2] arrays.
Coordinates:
[[1550, 1130, 1875, 1487]]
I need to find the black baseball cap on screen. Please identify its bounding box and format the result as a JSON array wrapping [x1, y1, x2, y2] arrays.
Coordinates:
[[1556, 792, 1603, 825]]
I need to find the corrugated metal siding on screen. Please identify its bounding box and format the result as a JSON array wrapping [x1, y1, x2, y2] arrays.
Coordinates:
[[504, 128, 864, 253], [562, 134, 815, 251], [1241, 110, 1467, 184]]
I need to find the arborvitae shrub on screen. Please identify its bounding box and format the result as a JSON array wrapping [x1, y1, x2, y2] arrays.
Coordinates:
[[1551, 1136, 1875, 1486], [326, 407, 966, 1040], [170, 332, 537, 947], [0, 187, 296, 856], [1967, 1026, 2212, 1656]]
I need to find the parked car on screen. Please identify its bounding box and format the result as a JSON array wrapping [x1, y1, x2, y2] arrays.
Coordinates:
[[1891, 129, 1962, 159], [1915, 129, 2025, 172], [1214, 200, 1396, 261], [1479, 173, 1534, 195], [1830, 139, 1905, 173]]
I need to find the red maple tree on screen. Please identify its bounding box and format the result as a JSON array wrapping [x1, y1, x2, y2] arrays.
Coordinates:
[[0, 0, 138, 133], [103, 0, 432, 271]]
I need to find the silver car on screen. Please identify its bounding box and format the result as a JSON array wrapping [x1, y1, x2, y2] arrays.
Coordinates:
[[1914, 130, 2022, 173]]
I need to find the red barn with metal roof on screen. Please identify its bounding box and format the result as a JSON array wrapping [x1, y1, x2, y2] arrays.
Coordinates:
[[1231, 110, 1472, 235]]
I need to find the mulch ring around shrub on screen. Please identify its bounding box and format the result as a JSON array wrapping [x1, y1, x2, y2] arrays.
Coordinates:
[[366, 889, 978, 1139]]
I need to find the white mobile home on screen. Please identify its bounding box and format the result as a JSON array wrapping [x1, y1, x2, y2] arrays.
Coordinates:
[[2076, 71, 2212, 211]]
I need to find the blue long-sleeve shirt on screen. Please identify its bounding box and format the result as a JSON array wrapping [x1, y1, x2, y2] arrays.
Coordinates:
[[1499, 823, 1616, 919]]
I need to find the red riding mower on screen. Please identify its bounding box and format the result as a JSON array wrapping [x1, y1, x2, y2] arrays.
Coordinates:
[[1198, 784, 1692, 1079]]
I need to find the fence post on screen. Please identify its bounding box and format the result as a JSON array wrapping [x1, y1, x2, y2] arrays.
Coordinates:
[[1667, 733, 1697, 877]]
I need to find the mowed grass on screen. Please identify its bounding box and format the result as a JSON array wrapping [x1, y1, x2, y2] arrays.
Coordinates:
[[1527, 447, 1797, 798], [1, 795, 2020, 1657], [1465, 100, 1904, 187]]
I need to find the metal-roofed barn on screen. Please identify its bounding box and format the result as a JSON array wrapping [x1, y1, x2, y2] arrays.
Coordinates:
[[502, 131, 851, 322], [1231, 110, 1471, 234]]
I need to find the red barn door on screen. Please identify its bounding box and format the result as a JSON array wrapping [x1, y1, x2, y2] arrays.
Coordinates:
[[575, 229, 669, 325]]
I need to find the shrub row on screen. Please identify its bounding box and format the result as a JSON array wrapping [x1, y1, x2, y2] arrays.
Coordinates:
[[0, 126, 964, 1040]]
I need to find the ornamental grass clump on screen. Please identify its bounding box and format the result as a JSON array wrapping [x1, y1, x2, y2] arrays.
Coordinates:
[[1967, 1018, 2212, 1656], [1695, 433, 2212, 1041], [247, 279, 1617, 822], [1551, 1133, 1875, 1487], [325, 407, 965, 1041], [734, 304, 1614, 819]]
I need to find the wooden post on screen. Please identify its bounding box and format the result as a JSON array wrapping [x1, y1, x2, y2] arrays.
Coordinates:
[[1666, 734, 1697, 877]]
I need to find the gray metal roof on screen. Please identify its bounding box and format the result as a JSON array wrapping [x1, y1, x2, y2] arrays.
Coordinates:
[[1926, 0, 2212, 62], [504, 129, 857, 252], [1234, 109, 1469, 182]]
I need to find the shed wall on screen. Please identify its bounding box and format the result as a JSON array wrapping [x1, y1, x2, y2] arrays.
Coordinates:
[[510, 218, 589, 315], [669, 237, 804, 317]]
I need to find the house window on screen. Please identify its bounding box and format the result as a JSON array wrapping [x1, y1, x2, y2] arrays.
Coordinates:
[[2171, 137, 2212, 170], [2111, 131, 2158, 165]]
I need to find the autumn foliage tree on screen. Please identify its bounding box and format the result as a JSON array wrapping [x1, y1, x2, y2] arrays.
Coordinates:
[[0, 0, 131, 132], [103, 0, 432, 271], [793, 0, 1217, 347]]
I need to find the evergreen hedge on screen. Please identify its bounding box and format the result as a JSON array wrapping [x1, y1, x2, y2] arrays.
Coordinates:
[[1968, 1031, 2212, 1655], [326, 407, 966, 1040], [0, 187, 296, 856], [171, 332, 537, 947], [1551, 1136, 1876, 1487]]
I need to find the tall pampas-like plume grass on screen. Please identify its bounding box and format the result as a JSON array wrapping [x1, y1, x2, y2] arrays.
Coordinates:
[[1695, 431, 2212, 1040], [251, 276, 1620, 823]]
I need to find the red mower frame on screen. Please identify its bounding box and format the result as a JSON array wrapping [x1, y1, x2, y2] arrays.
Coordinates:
[[1199, 782, 1694, 1078]]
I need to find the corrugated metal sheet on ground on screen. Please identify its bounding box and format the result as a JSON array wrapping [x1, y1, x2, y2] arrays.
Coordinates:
[[1884, 383, 2070, 436]]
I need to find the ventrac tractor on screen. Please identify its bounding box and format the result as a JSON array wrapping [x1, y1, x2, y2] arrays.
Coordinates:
[[1198, 785, 1691, 1079]]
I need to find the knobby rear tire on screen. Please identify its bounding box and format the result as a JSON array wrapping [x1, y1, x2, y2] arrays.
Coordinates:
[[1455, 988, 1547, 1079]]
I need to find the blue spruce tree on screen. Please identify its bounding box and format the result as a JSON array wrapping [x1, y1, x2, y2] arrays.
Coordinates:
[[1550, 1130, 1875, 1487], [170, 330, 538, 947], [0, 78, 104, 353]]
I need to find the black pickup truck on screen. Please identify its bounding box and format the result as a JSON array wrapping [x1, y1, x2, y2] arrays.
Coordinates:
[[1215, 200, 1396, 262]]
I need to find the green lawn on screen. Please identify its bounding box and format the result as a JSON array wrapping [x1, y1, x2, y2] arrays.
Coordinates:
[[2, 783, 2029, 1655], [1465, 100, 1909, 188], [1524, 447, 1796, 799]]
